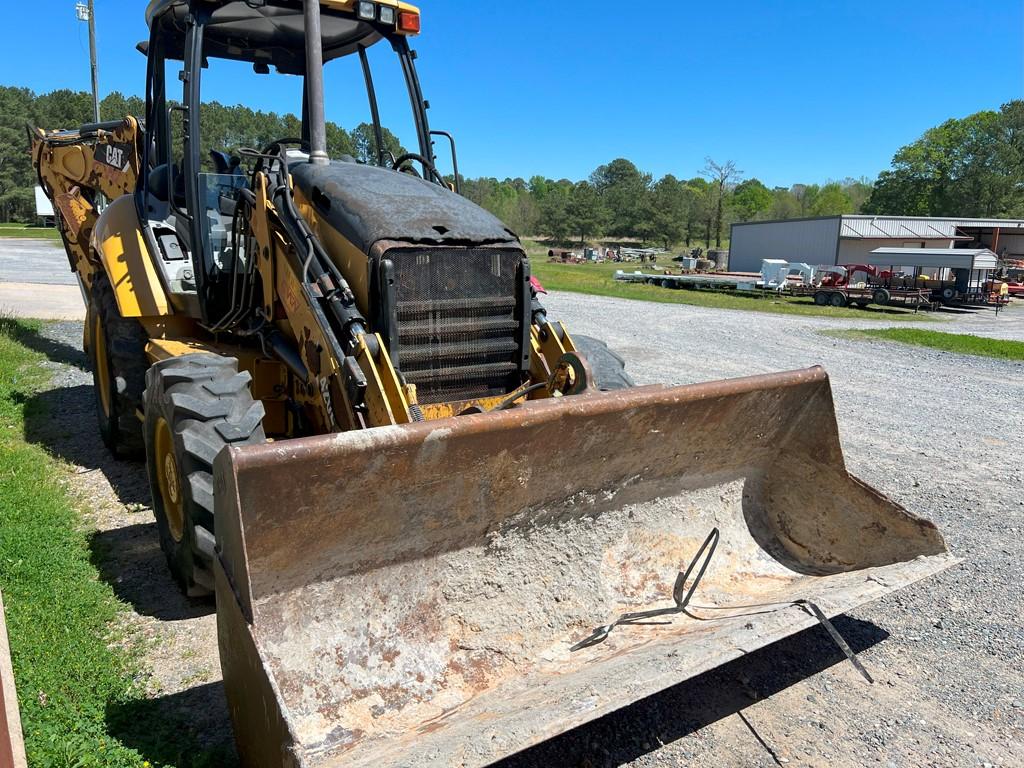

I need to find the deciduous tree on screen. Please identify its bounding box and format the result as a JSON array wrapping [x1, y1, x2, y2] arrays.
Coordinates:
[[702, 158, 741, 248], [732, 178, 772, 221]]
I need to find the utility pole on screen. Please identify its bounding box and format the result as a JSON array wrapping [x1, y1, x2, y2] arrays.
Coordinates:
[[75, 1, 100, 123]]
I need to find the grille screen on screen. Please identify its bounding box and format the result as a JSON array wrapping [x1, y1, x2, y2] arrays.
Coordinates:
[[389, 248, 525, 404]]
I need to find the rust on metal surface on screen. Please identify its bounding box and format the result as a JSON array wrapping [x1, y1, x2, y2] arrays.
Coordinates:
[[214, 366, 955, 768]]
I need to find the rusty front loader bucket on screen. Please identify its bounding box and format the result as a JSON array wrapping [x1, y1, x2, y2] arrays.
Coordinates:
[[214, 367, 955, 768]]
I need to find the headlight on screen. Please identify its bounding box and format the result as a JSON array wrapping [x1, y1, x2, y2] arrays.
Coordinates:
[[357, 2, 376, 21], [379, 6, 396, 25]]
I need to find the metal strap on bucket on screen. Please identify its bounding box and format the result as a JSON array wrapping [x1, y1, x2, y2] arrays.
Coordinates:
[[571, 528, 720, 651], [571, 529, 874, 684]]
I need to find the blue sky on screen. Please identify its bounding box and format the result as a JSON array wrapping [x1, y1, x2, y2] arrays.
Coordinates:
[[3, 0, 1021, 187]]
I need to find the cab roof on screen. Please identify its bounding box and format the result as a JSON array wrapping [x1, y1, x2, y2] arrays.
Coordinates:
[[145, 0, 420, 74]]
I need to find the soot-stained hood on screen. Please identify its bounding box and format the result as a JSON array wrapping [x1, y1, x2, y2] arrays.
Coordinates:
[[290, 160, 518, 252]]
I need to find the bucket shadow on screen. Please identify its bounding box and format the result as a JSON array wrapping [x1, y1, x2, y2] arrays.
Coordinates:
[[106, 681, 238, 768], [497, 616, 888, 768]]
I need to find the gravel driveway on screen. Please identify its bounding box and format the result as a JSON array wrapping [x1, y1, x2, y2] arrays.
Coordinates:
[[29, 295, 1024, 767], [0, 240, 76, 285]]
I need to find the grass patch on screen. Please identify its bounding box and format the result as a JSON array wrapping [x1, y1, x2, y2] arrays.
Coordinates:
[[0, 224, 61, 240], [825, 328, 1024, 360], [530, 256, 932, 322], [0, 318, 233, 767]]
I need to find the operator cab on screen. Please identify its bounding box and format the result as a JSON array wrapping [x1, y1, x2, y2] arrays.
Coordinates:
[[139, 0, 443, 321]]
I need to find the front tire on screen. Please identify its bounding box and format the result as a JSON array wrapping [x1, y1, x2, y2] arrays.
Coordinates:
[[575, 336, 635, 391], [89, 274, 148, 458], [144, 354, 266, 597]]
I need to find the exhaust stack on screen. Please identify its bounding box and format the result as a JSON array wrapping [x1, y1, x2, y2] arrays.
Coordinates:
[[303, 0, 329, 165]]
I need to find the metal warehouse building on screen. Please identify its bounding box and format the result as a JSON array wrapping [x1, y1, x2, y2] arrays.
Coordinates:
[[729, 215, 1024, 273]]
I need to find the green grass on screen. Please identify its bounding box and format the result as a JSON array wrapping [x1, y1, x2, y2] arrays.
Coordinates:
[[0, 224, 61, 240], [825, 327, 1024, 360], [530, 256, 932, 322], [0, 318, 233, 767]]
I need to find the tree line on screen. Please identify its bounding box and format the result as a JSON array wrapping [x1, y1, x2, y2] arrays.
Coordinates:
[[863, 100, 1023, 218], [0, 86, 402, 222], [462, 162, 872, 248], [3, 86, 1020, 246]]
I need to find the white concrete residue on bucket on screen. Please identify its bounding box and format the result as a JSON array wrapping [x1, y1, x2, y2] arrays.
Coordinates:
[[251, 476, 807, 754]]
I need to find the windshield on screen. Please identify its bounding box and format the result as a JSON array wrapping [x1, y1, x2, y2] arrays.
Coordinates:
[[183, 37, 423, 172]]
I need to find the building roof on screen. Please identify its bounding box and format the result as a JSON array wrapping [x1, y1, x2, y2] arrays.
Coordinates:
[[733, 215, 1024, 240], [838, 216, 1024, 240], [866, 247, 999, 271]]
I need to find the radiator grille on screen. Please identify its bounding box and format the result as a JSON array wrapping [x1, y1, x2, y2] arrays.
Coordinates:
[[389, 248, 525, 404]]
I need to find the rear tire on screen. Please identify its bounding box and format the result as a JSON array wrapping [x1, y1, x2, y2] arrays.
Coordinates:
[[829, 292, 847, 307], [574, 336, 635, 391], [143, 354, 266, 597], [814, 291, 829, 306], [89, 274, 148, 458], [873, 288, 891, 306]]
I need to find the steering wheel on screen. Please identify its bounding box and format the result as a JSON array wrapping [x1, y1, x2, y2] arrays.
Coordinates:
[[260, 138, 310, 157], [392, 152, 446, 186]]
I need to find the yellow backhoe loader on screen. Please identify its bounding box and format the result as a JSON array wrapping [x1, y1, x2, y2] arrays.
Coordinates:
[[33, 1, 955, 765]]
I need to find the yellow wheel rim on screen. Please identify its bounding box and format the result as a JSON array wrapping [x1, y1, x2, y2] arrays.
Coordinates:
[[94, 314, 112, 418], [154, 417, 185, 543]]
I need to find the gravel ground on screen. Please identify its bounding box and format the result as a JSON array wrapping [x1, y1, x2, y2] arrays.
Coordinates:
[[0, 240, 76, 285], [26, 296, 1024, 767]]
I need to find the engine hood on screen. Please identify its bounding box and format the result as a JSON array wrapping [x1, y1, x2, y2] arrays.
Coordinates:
[[290, 160, 518, 253]]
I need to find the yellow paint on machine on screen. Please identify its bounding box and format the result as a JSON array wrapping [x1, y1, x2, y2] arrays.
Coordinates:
[[292, 186, 372, 316], [91, 195, 172, 318]]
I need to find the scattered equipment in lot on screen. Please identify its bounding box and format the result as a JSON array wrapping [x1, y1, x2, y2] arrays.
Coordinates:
[[759, 259, 815, 290], [797, 265, 932, 310], [32, 1, 955, 765], [616, 269, 759, 291], [866, 247, 1002, 305]]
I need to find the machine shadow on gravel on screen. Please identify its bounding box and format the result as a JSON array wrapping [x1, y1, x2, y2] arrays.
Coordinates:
[[495, 616, 888, 768], [24, 384, 150, 506], [23, 378, 214, 620], [90, 523, 214, 621], [0, 316, 88, 370], [106, 681, 239, 768]]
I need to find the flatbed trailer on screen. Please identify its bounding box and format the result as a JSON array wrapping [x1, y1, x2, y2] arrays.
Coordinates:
[[792, 285, 933, 310], [615, 270, 760, 291]]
